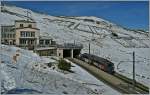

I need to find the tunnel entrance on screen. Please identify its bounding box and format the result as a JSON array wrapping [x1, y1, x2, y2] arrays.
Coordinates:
[[63, 49, 71, 58], [73, 49, 81, 58]]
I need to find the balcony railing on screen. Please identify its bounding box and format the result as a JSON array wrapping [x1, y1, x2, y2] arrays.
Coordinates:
[[36, 43, 83, 49], [57, 43, 83, 49]]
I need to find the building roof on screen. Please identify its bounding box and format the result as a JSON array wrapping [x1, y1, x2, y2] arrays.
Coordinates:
[[82, 53, 114, 65], [15, 20, 36, 23], [15, 27, 40, 30], [1, 25, 15, 27], [39, 35, 53, 40]]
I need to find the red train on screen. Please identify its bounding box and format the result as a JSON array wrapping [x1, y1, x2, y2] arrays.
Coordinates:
[[79, 53, 115, 74]]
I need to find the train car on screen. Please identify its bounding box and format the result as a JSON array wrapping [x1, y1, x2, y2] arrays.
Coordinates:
[[79, 53, 115, 74]]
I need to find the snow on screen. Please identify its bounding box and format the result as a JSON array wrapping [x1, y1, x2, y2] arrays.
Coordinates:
[[1, 45, 121, 94], [1, 4, 150, 88], [40, 56, 56, 63], [0, 45, 103, 94]]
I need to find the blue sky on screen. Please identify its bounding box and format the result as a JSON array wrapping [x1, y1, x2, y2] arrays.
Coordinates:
[[4, 1, 149, 30]]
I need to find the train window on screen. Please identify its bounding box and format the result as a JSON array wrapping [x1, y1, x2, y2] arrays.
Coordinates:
[[108, 64, 112, 67]]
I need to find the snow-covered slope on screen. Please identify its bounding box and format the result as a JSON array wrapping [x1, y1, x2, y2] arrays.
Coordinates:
[[0, 5, 150, 87], [1, 45, 120, 94]]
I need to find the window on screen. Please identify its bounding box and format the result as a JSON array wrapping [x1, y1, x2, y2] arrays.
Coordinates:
[[108, 64, 112, 67], [30, 40, 34, 44], [59, 53, 61, 56], [7, 28, 10, 32], [51, 41, 56, 45], [7, 34, 9, 38], [20, 24, 23, 28], [39, 40, 44, 45], [13, 34, 15, 38], [28, 24, 32, 28], [31, 32, 35, 37], [25, 32, 27, 37], [29, 32, 31, 37], [26, 32, 30, 37], [20, 39, 26, 44], [20, 31, 35, 37], [1, 34, 3, 38], [10, 34, 12, 38], [4, 34, 6, 38], [21, 31, 25, 37], [13, 40, 15, 45], [5, 40, 8, 43], [4, 28, 7, 32], [45, 40, 49, 45]]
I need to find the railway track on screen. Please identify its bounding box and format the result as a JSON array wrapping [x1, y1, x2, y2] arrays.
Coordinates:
[[67, 58, 149, 94]]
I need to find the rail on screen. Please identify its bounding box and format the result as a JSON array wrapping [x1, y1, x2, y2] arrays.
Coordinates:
[[67, 58, 149, 94]]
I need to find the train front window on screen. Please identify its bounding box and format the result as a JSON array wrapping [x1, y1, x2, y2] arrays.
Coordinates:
[[108, 64, 113, 67]]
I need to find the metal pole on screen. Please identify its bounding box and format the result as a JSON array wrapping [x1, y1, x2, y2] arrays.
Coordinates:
[[89, 42, 90, 55], [74, 40, 75, 45], [133, 51, 136, 89], [88, 42, 91, 64]]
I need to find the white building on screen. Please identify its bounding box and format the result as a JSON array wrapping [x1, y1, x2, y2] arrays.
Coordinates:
[[1, 20, 40, 50]]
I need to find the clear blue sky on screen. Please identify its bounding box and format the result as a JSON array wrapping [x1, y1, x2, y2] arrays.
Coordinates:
[[4, 1, 149, 30]]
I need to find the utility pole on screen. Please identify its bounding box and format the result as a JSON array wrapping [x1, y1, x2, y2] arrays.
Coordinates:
[[133, 51, 136, 89]]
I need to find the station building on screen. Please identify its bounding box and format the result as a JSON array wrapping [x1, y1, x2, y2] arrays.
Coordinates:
[[1, 20, 83, 58], [1, 20, 40, 50]]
